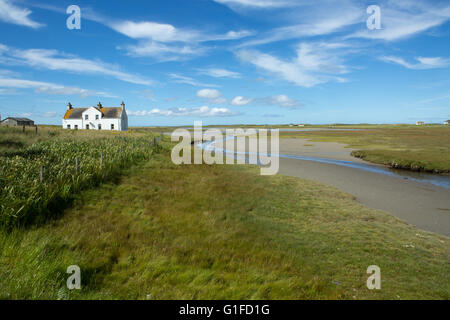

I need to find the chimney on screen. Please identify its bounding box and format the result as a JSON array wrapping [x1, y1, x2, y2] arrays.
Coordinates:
[[97, 101, 102, 108], [67, 102, 73, 110], [121, 101, 125, 109]]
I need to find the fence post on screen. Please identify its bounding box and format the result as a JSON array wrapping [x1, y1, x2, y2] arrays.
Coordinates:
[[153, 137, 157, 145], [23, 125, 25, 133], [35, 126, 38, 134], [100, 152, 103, 169], [40, 165, 43, 183], [75, 157, 78, 174]]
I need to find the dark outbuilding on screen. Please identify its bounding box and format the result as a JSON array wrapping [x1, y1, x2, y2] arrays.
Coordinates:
[[0, 117, 35, 126]]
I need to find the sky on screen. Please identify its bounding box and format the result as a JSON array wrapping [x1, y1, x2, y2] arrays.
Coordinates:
[[0, 0, 449, 126]]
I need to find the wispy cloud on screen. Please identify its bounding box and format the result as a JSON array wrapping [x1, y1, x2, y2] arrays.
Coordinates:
[[239, 4, 362, 47], [0, 0, 43, 28], [0, 76, 114, 98], [380, 56, 450, 69], [0, 44, 152, 85], [128, 106, 238, 117], [237, 41, 350, 87], [109, 19, 252, 60], [198, 68, 241, 78], [120, 41, 205, 61], [169, 74, 219, 87], [111, 20, 251, 42], [213, 0, 295, 9], [348, 1, 450, 41]]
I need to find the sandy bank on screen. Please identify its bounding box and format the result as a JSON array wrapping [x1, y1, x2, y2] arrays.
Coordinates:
[[277, 138, 450, 237]]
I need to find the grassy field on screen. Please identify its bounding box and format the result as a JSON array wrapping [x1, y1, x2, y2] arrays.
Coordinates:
[[0, 127, 449, 299], [0, 126, 162, 227], [279, 125, 450, 174]]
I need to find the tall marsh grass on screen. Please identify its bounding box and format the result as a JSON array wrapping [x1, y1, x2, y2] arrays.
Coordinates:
[[0, 134, 160, 227]]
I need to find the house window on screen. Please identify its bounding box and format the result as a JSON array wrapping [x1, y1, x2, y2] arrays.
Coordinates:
[[75, 125, 78, 130], [86, 124, 89, 130], [111, 124, 114, 130], [85, 114, 88, 120], [95, 115, 99, 120], [98, 124, 102, 130], [67, 124, 71, 129]]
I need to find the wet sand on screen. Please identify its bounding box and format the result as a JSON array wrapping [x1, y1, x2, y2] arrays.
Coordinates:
[[277, 138, 450, 237]]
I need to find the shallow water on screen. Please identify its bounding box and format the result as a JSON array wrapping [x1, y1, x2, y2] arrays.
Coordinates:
[[198, 138, 450, 189]]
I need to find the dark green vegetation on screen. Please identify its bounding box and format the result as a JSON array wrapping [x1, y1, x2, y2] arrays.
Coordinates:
[[0, 127, 449, 299], [280, 125, 450, 174], [0, 126, 161, 227]]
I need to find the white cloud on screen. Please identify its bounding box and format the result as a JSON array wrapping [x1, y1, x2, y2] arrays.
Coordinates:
[[109, 19, 252, 60], [113, 21, 186, 42], [0, 76, 114, 98], [0, 0, 43, 28], [380, 56, 450, 70], [237, 42, 349, 87], [128, 106, 238, 117], [197, 88, 227, 104], [197, 89, 222, 99], [260, 94, 302, 109], [111, 20, 252, 42], [231, 96, 252, 106], [198, 68, 241, 78], [0, 44, 152, 85], [169, 73, 219, 87]]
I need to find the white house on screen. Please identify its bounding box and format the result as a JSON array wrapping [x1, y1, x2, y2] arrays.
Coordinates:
[[444, 120, 450, 125], [62, 101, 128, 131]]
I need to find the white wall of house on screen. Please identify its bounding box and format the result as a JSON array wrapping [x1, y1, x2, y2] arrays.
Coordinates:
[[99, 118, 121, 131], [62, 118, 82, 130]]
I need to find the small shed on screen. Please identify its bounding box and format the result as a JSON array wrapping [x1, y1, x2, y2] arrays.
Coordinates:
[[0, 117, 35, 126], [416, 121, 424, 126], [444, 120, 450, 125]]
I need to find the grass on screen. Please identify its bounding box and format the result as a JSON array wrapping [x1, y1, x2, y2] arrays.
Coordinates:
[[0, 126, 162, 227], [0, 135, 448, 299], [280, 125, 450, 173]]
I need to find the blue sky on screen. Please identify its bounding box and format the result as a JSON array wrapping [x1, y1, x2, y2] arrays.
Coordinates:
[[0, 0, 449, 126]]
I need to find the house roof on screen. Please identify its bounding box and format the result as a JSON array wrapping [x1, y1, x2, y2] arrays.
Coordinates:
[[63, 106, 123, 119], [1, 117, 34, 122], [100, 107, 123, 118], [63, 108, 88, 119]]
